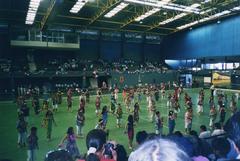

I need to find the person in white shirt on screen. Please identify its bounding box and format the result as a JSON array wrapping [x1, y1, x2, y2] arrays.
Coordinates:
[[211, 122, 225, 137], [199, 125, 211, 139]]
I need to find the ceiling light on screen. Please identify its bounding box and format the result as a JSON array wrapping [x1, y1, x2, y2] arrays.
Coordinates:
[[231, 6, 240, 11], [159, 13, 187, 25], [25, 0, 41, 25], [104, 2, 129, 18], [135, 8, 160, 21], [200, 8, 215, 15], [201, 0, 211, 4], [124, 0, 200, 13], [70, 0, 88, 13]]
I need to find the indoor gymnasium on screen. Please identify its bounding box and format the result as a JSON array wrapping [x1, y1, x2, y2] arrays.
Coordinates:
[[0, 0, 240, 161]]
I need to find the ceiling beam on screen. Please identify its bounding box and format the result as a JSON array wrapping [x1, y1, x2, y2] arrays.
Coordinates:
[[57, 14, 174, 30], [51, 22, 168, 35], [87, 0, 121, 26], [119, 7, 152, 29], [40, 0, 56, 30]]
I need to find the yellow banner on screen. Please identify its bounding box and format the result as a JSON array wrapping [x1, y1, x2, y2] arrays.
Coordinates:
[[212, 72, 231, 85]]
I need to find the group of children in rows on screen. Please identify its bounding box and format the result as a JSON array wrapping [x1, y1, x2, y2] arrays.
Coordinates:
[[15, 83, 240, 160]]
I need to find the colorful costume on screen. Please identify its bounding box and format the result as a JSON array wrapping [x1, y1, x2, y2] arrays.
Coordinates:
[[65, 134, 80, 158]]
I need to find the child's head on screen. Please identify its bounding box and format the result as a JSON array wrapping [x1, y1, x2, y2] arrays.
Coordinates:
[[19, 116, 24, 121], [67, 127, 74, 135], [156, 111, 160, 116], [102, 106, 107, 113], [30, 127, 37, 135], [128, 115, 133, 123], [136, 131, 148, 145], [187, 107, 192, 112], [169, 110, 174, 116], [214, 122, 222, 130], [46, 110, 53, 117]]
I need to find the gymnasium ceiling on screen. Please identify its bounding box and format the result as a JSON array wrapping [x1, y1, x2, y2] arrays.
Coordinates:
[[0, 0, 240, 36]]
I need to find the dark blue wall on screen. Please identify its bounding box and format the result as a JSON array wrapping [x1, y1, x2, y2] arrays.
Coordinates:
[[0, 33, 10, 57], [78, 39, 99, 60], [160, 15, 240, 59], [123, 42, 142, 61], [144, 43, 161, 61], [78, 40, 161, 61], [100, 41, 121, 61]]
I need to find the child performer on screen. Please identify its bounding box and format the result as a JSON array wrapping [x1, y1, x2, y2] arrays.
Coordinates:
[[185, 108, 193, 134], [155, 111, 163, 136], [32, 95, 40, 115], [230, 98, 237, 116], [133, 102, 140, 124], [209, 106, 217, 128], [161, 83, 166, 99], [149, 99, 156, 123], [168, 110, 176, 135], [197, 96, 204, 114], [174, 100, 181, 114], [154, 89, 160, 102], [58, 127, 80, 159], [125, 96, 131, 112], [116, 104, 123, 128], [85, 89, 90, 103], [79, 98, 86, 114], [217, 95, 223, 110], [17, 116, 27, 147], [137, 88, 142, 103], [27, 127, 38, 161], [110, 92, 116, 113], [52, 92, 58, 112], [209, 96, 214, 110], [125, 115, 134, 150], [56, 89, 63, 105], [114, 87, 119, 102], [76, 108, 85, 137], [42, 100, 49, 112], [95, 95, 101, 115], [67, 88, 73, 112], [19, 102, 30, 123], [122, 89, 127, 103], [167, 93, 172, 108], [219, 106, 226, 126], [42, 109, 57, 141], [101, 106, 108, 130], [79, 92, 86, 104]]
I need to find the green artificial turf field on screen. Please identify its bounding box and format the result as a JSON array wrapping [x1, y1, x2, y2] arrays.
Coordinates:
[[0, 88, 238, 161]]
